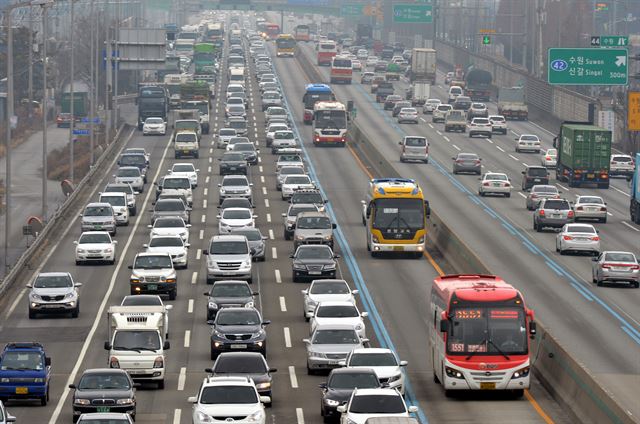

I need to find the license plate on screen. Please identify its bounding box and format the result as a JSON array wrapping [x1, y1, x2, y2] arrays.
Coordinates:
[[587, 173, 595, 178], [147, 284, 158, 290], [229, 167, 236, 171], [15, 387, 28, 394], [552, 214, 561, 218], [309, 271, 321, 275], [183, 150, 190, 154], [493, 183, 501, 187], [480, 382, 496, 390], [611, 267, 627, 271], [327, 360, 340, 365], [533, 179, 541, 182], [95, 226, 102, 230], [96, 406, 110, 413], [393, 246, 404, 251], [230, 344, 247, 349]]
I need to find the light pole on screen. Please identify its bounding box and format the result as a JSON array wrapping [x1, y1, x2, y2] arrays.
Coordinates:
[[37, 0, 53, 221], [68, 0, 75, 182]]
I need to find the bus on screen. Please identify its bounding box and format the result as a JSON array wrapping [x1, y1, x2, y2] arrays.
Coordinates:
[[276, 34, 296, 57], [294, 24, 310, 42], [330, 56, 353, 84], [317, 40, 337, 66], [312, 101, 348, 146], [265, 23, 280, 40], [302, 84, 335, 124], [206, 22, 224, 46], [361, 178, 429, 256], [429, 274, 536, 397]]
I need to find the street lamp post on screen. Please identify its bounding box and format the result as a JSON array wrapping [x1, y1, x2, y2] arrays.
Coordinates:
[[68, 0, 75, 182]]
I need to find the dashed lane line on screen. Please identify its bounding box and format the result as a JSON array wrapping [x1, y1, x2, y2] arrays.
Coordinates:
[[289, 366, 299, 388], [284, 327, 292, 348], [275, 269, 282, 283]]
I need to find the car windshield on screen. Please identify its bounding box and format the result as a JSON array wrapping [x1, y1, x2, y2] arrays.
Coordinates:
[[521, 135, 539, 141], [279, 155, 302, 163], [372, 198, 424, 232], [578, 196, 603, 204], [78, 373, 131, 390], [275, 132, 294, 139], [328, 372, 379, 389], [105, 185, 133, 195], [485, 174, 508, 181], [163, 178, 190, 189], [84, 206, 112, 217], [404, 137, 426, 147], [146, 118, 164, 124], [269, 125, 288, 133], [121, 295, 161, 306], [229, 106, 245, 113], [79, 233, 111, 244], [199, 386, 258, 404], [437, 105, 452, 111], [533, 186, 557, 194], [232, 229, 262, 241], [220, 129, 236, 136], [474, 119, 490, 124], [268, 108, 285, 116], [285, 176, 311, 185], [214, 355, 266, 373], [567, 225, 596, 234], [350, 394, 406, 414], [117, 168, 140, 177], [154, 218, 184, 228], [310, 281, 350, 295], [113, 330, 161, 351], [612, 155, 632, 162], [119, 156, 145, 166], [77, 419, 131, 424], [317, 305, 358, 318], [210, 241, 248, 255], [222, 153, 245, 162], [312, 329, 359, 344], [223, 177, 248, 187], [149, 237, 183, 247], [546, 149, 557, 156], [296, 247, 333, 260], [528, 168, 548, 177], [400, 108, 416, 113], [350, 352, 397, 366], [155, 200, 184, 211], [134, 255, 172, 269], [292, 193, 323, 204], [173, 164, 194, 173], [221, 199, 251, 209], [234, 144, 255, 152], [0, 351, 43, 370], [216, 310, 261, 326], [458, 154, 478, 160], [175, 133, 197, 142], [543, 200, 569, 209], [211, 283, 251, 297], [297, 216, 331, 229], [604, 252, 636, 262], [228, 120, 247, 129], [101, 195, 126, 206], [223, 209, 252, 219], [280, 167, 304, 176]]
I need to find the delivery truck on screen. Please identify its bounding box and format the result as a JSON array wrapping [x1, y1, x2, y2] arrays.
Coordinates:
[[409, 48, 436, 84]]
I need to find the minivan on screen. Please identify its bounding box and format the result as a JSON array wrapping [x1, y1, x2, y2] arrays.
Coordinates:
[[399, 136, 429, 163]]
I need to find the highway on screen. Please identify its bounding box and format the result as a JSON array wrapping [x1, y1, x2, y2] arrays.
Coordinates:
[[0, 17, 575, 424]]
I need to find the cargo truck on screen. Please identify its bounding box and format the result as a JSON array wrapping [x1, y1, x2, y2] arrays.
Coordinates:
[[193, 42, 216, 75], [464, 68, 492, 101], [180, 81, 210, 133], [407, 82, 430, 106], [385, 63, 401, 81], [497, 87, 528, 120], [629, 153, 640, 223], [554, 122, 611, 188], [61, 91, 89, 117], [409, 48, 436, 84], [137, 85, 167, 130]]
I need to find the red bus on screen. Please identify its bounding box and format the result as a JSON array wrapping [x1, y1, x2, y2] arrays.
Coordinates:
[[429, 274, 536, 397], [265, 23, 280, 40], [330, 56, 353, 84], [312, 101, 348, 146], [317, 40, 337, 66]]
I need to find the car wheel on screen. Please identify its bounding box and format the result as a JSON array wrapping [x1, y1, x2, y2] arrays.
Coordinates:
[[71, 307, 79, 318], [505, 193, 511, 198], [633, 282, 640, 288], [28, 309, 36, 319], [75, 260, 81, 266], [479, 191, 484, 196], [600, 217, 607, 223], [131, 207, 137, 216], [158, 380, 165, 390], [596, 279, 603, 287], [40, 390, 48, 406], [307, 365, 315, 375], [210, 348, 217, 360]]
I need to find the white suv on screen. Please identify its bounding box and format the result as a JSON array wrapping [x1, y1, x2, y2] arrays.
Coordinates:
[[204, 235, 253, 284], [337, 388, 418, 424], [188, 376, 270, 424]]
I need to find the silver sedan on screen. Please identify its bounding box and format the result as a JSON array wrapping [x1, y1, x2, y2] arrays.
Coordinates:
[[592, 251, 640, 288], [555, 223, 600, 256], [573, 195, 607, 223]]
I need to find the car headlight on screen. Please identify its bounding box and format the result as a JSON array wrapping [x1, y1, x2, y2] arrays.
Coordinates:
[[74, 398, 91, 406], [0, 378, 9, 383], [117, 398, 134, 405], [30, 293, 41, 300], [255, 382, 271, 389], [208, 302, 218, 309], [242, 260, 251, 267], [324, 398, 340, 406], [247, 410, 265, 422], [244, 301, 254, 308], [251, 331, 264, 339], [64, 292, 75, 300], [355, 324, 363, 331], [445, 366, 465, 379], [388, 373, 402, 383], [213, 329, 225, 338], [308, 350, 326, 358], [32, 377, 44, 383], [295, 235, 304, 241], [323, 264, 336, 270], [324, 235, 332, 240], [76, 248, 86, 253], [220, 188, 226, 193], [195, 411, 213, 422], [293, 263, 305, 270], [104, 248, 113, 253], [511, 366, 530, 379]]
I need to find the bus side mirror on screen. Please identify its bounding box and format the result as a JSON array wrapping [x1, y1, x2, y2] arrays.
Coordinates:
[[440, 319, 449, 333], [365, 204, 372, 218], [424, 200, 431, 218], [347, 100, 354, 112], [529, 321, 537, 338]]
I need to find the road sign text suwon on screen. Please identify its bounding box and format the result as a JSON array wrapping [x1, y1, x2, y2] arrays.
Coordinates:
[[548, 48, 628, 85]]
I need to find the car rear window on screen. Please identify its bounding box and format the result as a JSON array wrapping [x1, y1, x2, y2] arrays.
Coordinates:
[[543, 200, 569, 210], [528, 168, 548, 177], [405, 137, 426, 147], [612, 156, 632, 162]]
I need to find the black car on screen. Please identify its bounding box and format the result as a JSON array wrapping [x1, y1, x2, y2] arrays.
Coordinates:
[[117, 154, 148, 183], [69, 368, 137, 423], [291, 245, 340, 283], [203, 280, 258, 320], [392, 101, 412, 117], [207, 352, 276, 400], [233, 143, 259, 165], [452, 96, 472, 112], [290, 190, 327, 209], [218, 197, 254, 211], [521, 165, 550, 190], [383, 95, 402, 111], [208, 307, 270, 359], [219, 152, 248, 176], [319, 368, 381, 421]]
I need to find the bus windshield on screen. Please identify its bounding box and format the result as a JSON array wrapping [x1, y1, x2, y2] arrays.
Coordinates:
[[372, 198, 424, 232], [304, 92, 333, 109], [277, 38, 296, 49], [314, 110, 347, 130]]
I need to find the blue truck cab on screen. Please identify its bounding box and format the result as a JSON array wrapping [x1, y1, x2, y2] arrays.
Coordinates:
[[0, 342, 51, 405], [630, 153, 640, 224]]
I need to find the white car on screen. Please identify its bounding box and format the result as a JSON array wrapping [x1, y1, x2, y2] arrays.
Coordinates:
[[142, 117, 167, 135], [99, 192, 130, 225], [218, 175, 253, 204], [276, 154, 304, 171], [365, 56, 379, 67], [610, 154, 635, 177], [488, 114, 507, 134], [515, 134, 541, 153], [422, 98, 441, 114], [148, 217, 191, 243], [573, 195, 607, 223], [541, 148, 558, 168], [271, 130, 298, 153], [114, 166, 144, 193], [302, 279, 358, 321], [276, 165, 306, 190], [160, 175, 193, 207], [124, 147, 150, 164], [478, 172, 512, 197], [266, 123, 290, 147], [144, 235, 189, 269], [357, 49, 368, 60], [337, 388, 418, 424], [217, 128, 237, 149], [217, 207, 257, 233], [188, 376, 269, 424], [169, 163, 199, 187], [468, 117, 492, 138], [556, 223, 601, 256], [351, 59, 362, 71], [74, 231, 117, 265], [129, 252, 177, 299], [309, 301, 368, 338], [281, 174, 315, 200], [341, 348, 408, 395], [397, 108, 419, 124]]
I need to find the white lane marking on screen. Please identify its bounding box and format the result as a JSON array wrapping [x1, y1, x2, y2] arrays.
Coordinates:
[[188, 299, 194, 314], [487, 139, 493, 144], [622, 221, 640, 232], [204, 188, 208, 196], [518, 192, 527, 198], [201, 214, 206, 223], [196, 249, 201, 260], [612, 186, 631, 197], [275, 269, 282, 283], [284, 327, 292, 348], [203, 199, 208, 209], [205, 176, 210, 184], [199, 229, 204, 240], [260, 175, 265, 183], [289, 366, 299, 388], [262, 186, 267, 195], [280, 296, 287, 312], [178, 367, 187, 390], [259, 165, 264, 173], [209, 157, 212, 163], [508, 154, 520, 161], [268, 229, 274, 240], [6, 289, 26, 319], [272, 247, 278, 259], [419, 117, 426, 123], [258, 156, 262, 163], [496, 145, 505, 152], [173, 409, 182, 424], [511, 130, 520, 137], [191, 272, 198, 285], [184, 330, 191, 348], [443, 136, 450, 142], [436, 130, 442, 135], [607, 212, 613, 216], [296, 407, 305, 424], [556, 183, 569, 191], [428, 123, 434, 128], [207, 166, 212, 173], [209, 147, 213, 154], [264, 198, 270, 208], [267, 213, 271, 222], [452, 144, 461, 151]]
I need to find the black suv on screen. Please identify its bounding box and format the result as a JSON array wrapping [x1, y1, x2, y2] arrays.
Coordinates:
[[521, 166, 550, 190], [69, 368, 137, 422], [203, 280, 258, 320], [207, 352, 277, 400], [319, 368, 381, 420], [208, 307, 270, 359], [219, 152, 248, 176]]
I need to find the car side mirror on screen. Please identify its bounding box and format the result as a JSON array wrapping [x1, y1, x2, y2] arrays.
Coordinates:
[[306, 312, 314, 319], [143, 244, 149, 248], [188, 396, 197, 403], [529, 321, 537, 337], [74, 283, 83, 287], [591, 257, 598, 262], [337, 405, 347, 413], [45, 357, 52, 366], [68, 384, 77, 389], [318, 382, 327, 389], [204, 368, 213, 374], [334, 254, 341, 259], [269, 367, 278, 373], [203, 250, 209, 255], [127, 265, 133, 269], [163, 341, 171, 350], [207, 320, 215, 325], [302, 338, 310, 344], [400, 360, 408, 366], [361, 312, 369, 318], [26, 283, 33, 288], [104, 341, 112, 350], [408, 406, 419, 413], [262, 320, 271, 326]]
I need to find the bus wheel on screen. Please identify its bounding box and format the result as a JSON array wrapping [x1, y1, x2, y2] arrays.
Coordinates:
[[512, 389, 524, 399]]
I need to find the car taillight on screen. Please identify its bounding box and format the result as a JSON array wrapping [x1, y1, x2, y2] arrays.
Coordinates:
[[110, 357, 120, 368], [474, 160, 481, 164], [456, 160, 463, 164], [576, 206, 583, 210], [531, 194, 538, 198], [568, 211, 574, 218], [563, 235, 573, 240], [545, 156, 551, 160], [630, 265, 640, 270], [539, 210, 545, 216], [591, 236, 600, 241], [601, 263, 612, 269], [600, 207, 607, 211], [483, 182, 490, 186]]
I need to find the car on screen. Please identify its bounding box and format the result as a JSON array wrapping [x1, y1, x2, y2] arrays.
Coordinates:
[[27, 272, 81, 318], [226, 96, 245, 109], [370, 76, 386, 93], [526, 184, 560, 210], [188, 376, 269, 424], [261, 90, 282, 110], [218, 175, 253, 205], [302, 279, 357, 321], [515, 134, 541, 153], [169, 163, 198, 187], [452, 95, 471, 112], [56, 112, 73, 128], [478, 172, 512, 197], [360, 71, 375, 84], [447, 85, 463, 103], [226, 104, 247, 119], [80, 202, 117, 235], [231, 228, 267, 262], [291, 245, 340, 283], [156, 175, 193, 207], [233, 142, 259, 165], [217, 128, 237, 149], [218, 197, 254, 212], [150, 198, 190, 225], [120, 294, 172, 338], [365, 56, 379, 67], [383, 95, 402, 110], [266, 123, 290, 147], [336, 388, 418, 424], [271, 130, 297, 154], [148, 216, 190, 243], [117, 154, 148, 183], [592, 251, 640, 288], [468, 102, 488, 119], [226, 83, 245, 98], [391, 101, 412, 117], [0, 342, 51, 406], [293, 211, 336, 249], [488, 114, 508, 134], [144, 235, 189, 269], [357, 49, 369, 60], [352, 59, 362, 71], [541, 148, 558, 168], [422, 98, 441, 114], [452, 153, 482, 175], [203, 280, 258, 320], [265, 106, 288, 125], [521, 166, 550, 190], [226, 116, 248, 136], [319, 368, 381, 421], [113, 166, 144, 193], [218, 152, 247, 176], [374, 61, 388, 73], [103, 183, 138, 216], [468, 117, 492, 138], [290, 189, 327, 211], [276, 165, 306, 190], [432, 104, 452, 123], [397, 107, 418, 124], [282, 203, 320, 240], [556, 223, 600, 255], [276, 153, 304, 171], [74, 231, 117, 265], [76, 413, 133, 424], [572, 195, 607, 223], [341, 348, 408, 395], [124, 148, 150, 164], [533, 198, 574, 232], [128, 252, 177, 299], [281, 175, 316, 200], [609, 154, 635, 177], [304, 324, 368, 374], [218, 207, 257, 234], [309, 301, 367, 338], [204, 234, 253, 284], [208, 307, 270, 359], [207, 352, 276, 400], [142, 117, 167, 135], [69, 369, 136, 423]]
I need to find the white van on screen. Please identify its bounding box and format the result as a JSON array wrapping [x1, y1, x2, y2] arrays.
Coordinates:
[[448, 85, 463, 103], [399, 136, 429, 163], [229, 67, 246, 86], [99, 192, 130, 225]]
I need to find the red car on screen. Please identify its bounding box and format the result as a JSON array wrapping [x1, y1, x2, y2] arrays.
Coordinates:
[[56, 113, 73, 128]]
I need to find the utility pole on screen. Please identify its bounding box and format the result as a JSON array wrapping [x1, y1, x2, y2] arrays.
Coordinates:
[[89, 0, 95, 166], [42, 3, 48, 220], [28, 6, 33, 119], [68, 0, 75, 182], [4, 7, 14, 271], [114, 0, 121, 130], [522, 0, 528, 71]]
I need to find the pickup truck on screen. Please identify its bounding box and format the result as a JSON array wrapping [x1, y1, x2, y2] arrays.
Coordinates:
[[444, 110, 467, 133], [0, 342, 51, 405], [174, 130, 200, 159]]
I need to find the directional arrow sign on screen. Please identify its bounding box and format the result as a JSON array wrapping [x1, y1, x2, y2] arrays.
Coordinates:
[[548, 48, 628, 85], [600, 35, 629, 47], [392, 4, 432, 23]]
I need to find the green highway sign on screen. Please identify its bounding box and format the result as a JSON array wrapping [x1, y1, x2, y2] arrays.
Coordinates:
[[601, 35, 629, 47], [482, 35, 491, 45], [341, 3, 364, 16], [392, 4, 432, 23], [548, 48, 628, 85]]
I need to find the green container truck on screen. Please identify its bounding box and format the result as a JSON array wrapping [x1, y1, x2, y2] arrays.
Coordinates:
[[554, 122, 612, 188], [61, 92, 89, 117], [193, 43, 216, 75]]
